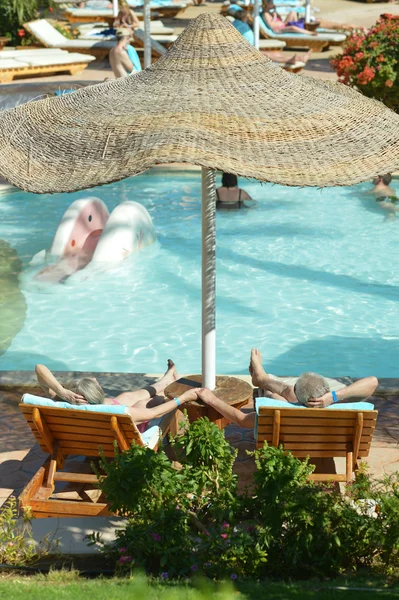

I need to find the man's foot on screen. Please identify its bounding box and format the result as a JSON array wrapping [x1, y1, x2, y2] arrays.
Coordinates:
[[249, 348, 267, 388]]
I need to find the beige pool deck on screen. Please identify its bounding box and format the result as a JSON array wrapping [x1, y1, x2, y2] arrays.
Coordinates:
[[1, 0, 398, 88]]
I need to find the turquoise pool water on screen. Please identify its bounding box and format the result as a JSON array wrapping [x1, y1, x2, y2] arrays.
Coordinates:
[[0, 171, 398, 377]]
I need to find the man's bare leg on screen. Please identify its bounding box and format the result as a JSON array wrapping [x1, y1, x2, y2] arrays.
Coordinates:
[[249, 348, 297, 403], [114, 359, 179, 407]]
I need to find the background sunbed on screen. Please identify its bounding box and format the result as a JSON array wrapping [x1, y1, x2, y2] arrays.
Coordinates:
[[0, 48, 95, 83], [258, 16, 346, 51], [24, 19, 118, 60]]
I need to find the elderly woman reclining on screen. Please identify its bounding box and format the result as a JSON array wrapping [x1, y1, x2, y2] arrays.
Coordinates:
[[35, 360, 196, 432]]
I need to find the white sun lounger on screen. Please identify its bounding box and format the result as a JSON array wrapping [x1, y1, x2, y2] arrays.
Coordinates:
[[259, 17, 346, 52], [0, 48, 95, 83], [24, 19, 117, 59]]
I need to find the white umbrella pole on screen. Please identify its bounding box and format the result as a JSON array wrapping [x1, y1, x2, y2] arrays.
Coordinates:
[[201, 167, 216, 391], [144, 0, 151, 68], [112, 0, 118, 18], [253, 0, 260, 50], [305, 0, 311, 24]]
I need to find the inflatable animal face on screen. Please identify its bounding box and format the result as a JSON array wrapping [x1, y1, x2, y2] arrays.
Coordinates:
[[34, 198, 156, 283], [50, 197, 109, 258], [92, 201, 156, 263]]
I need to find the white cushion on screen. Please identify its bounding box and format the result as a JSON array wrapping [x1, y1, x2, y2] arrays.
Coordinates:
[[26, 19, 68, 46], [0, 59, 30, 68]]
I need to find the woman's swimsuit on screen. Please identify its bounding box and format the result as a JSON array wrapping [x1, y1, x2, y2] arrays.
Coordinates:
[[216, 188, 244, 209], [111, 398, 149, 433]]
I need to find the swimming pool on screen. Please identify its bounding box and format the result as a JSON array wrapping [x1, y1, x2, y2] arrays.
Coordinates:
[[0, 170, 398, 377]]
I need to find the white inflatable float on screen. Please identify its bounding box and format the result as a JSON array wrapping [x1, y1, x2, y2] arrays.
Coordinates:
[[34, 197, 156, 283]]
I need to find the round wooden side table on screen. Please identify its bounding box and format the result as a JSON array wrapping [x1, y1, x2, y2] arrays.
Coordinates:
[[164, 375, 253, 430]]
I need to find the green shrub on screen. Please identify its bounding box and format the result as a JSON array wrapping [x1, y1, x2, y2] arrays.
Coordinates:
[[330, 14, 399, 112], [0, 0, 38, 45], [89, 420, 399, 581], [0, 495, 53, 565]]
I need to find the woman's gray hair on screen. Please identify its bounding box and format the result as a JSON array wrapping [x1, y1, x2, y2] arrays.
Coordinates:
[[72, 378, 105, 404], [294, 372, 330, 405]]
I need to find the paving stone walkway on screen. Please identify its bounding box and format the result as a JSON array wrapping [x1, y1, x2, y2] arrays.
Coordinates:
[[0, 372, 398, 507]]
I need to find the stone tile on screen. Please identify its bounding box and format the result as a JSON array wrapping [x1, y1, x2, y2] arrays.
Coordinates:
[[234, 440, 257, 462]]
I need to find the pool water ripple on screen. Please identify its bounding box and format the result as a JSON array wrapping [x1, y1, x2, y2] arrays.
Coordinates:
[[0, 172, 398, 376]]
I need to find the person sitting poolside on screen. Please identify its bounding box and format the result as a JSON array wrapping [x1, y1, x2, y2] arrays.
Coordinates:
[[262, 0, 316, 35], [109, 28, 142, 78], [114, 5, 140, 31], [191, 348, 378, 431], [35, 360, 196, 433], [231, 10, 312, 65], [216, 173, 253, 209]]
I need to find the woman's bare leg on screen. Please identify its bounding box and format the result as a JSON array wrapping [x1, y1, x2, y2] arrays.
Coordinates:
[[113, 359, 179, 407]]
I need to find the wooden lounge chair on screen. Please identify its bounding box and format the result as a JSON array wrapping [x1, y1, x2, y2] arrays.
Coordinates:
[[24, 19, 118, 60], [256, 400, 378, 483], [0, 49, 95, 83], [19, 395, 176, 518]]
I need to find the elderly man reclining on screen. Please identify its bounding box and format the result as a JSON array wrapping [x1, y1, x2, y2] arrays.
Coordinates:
[[193, 348, 378, 430]]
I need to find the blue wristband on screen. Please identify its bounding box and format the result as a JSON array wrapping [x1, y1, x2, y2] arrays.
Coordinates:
[[332, 391, 338, 404], [174, 397, 181, 407]]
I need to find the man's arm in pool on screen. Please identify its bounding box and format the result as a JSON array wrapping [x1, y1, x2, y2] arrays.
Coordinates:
[[306, 376, 379, 408], [128, 388, 200, 423], [196, 388, 256, 429]]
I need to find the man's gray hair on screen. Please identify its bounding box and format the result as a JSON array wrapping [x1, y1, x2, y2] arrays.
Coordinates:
[[294, 372, 330, 405]]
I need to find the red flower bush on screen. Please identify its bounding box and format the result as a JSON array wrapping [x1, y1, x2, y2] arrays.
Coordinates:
[[331, 14, 399, 112]]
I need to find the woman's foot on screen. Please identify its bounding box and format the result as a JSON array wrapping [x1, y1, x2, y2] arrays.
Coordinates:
[[155, 359, 179, 391], [249, 348, 267, 388]]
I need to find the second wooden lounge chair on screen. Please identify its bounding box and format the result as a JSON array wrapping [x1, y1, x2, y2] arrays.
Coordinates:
[[24, 19, 117, 60], [256, 399, 378, 483], [0, 49, 95, 83], [19, 394, 177, 518], [258, 17, 347, 52]]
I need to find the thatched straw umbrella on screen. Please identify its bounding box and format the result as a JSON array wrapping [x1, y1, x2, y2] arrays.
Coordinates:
[[1, 14, 399, 388]]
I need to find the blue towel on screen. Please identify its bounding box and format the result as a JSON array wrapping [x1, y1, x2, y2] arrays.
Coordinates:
[[254, 397, 375, 438], [126, 43, 142, 72], [22, 393, 128, 414], [232, 19, 255, 45]]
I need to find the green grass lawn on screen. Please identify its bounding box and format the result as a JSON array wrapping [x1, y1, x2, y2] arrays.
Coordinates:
[[0, 573, 398, 600]]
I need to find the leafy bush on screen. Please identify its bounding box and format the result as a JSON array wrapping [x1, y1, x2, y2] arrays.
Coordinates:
[[0, 0, 38, 45], [330, 14, 399, 112], [89, 417, 399, 581], [0, 496, 54, 565]]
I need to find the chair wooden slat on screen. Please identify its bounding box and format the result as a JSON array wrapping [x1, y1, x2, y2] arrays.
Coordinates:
[[18, 401, 165, 518], [256, 406, 378, 483]]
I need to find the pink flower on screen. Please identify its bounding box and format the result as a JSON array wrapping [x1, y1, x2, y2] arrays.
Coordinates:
[[357, 66, 375, 85], [222, 522, 230, 529], [385, 79, 394, 88], [220, 533, 228, 539], [119, 547, 127, 553]]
